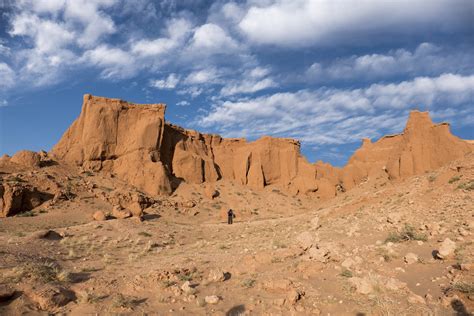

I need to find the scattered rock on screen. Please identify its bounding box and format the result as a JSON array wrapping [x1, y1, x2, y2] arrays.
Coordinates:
[[181, 281, 195, 294], [29, 285, 75, 310], [436, 238, 456, 259], [350, 277, 373, 295], [287, 289, 304, 305], [27, 230, 63, 241], [92, 211, 107, 221], [207, 268, 226, 282], [307, 246, 330, 263], [296, 231, 315, 250], [204, 185, 219, 200], [204, 295, 220, 304], [0, 285, 16, 302], [112, 205, 132, 219], [408, 294, 425, 304], [404, 253, 419, 264], [342, 256, 363, 268], [10, 150, 42, 168]]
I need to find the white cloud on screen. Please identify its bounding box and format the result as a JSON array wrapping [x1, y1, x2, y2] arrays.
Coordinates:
[[176, 100, 190, 106], [150, 73, 180, 89], [190, 23, 239, 53], [132, 18, 192, 57], [0, 63, 15, 88], [177, 86, 204, 98], [220, 77, 276, 96], [83, 45, 135, 78], [239, 0, 472, 47], [10, 14, 74, 52], [198, 73, 474, 145], [306, 43, 473, 82], [184, 68, 220, 85]]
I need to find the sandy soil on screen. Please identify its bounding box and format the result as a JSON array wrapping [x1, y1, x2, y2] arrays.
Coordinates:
[[0, 155, 473, 315]]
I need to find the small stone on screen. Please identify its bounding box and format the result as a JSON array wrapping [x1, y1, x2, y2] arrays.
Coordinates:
[[350, 277, 373, 295], [408, 294, 425, 304], [287, 289, 302, 305], [207, 268, 227, 282], [181, 281, 196, 294], [436, 238, 456, 259], [404, 253, 418, 264], [92, 211, 106, 221], [112, 205, 132, 219], [460, 263, 473, 271], [205, 295, 220, 304]]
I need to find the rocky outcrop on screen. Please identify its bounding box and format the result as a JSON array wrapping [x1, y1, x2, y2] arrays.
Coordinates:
[[341, 111, 473, 190], [52, 94, 171, 196], [51, 95, 473, 197], [0, 182, 53, 217], [10, 150, 42, 168]]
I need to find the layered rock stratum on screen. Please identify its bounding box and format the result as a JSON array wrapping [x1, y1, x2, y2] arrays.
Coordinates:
[[51, 95, 473, 198]]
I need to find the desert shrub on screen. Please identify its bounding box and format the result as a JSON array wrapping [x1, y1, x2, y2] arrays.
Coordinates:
[[448, 176, 461, 183], [451, 282, 474, 294], [457, 180, 474, 191], [340, 269, 353, 278], [241, 279, 256, 288], [385, 224, 427, 243], [112, 294, 141, 309], [138, 231, 152, 237], [16, 262, 70, 283], [16, 210, 36, 217]]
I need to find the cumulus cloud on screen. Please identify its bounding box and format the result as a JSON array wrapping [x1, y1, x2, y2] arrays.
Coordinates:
[[83, 45, 135, 79], [190, 23, 239, 53], [150, 73, 180, 89], [239, 0, 472, 47], [306, 43, 474, 82], [198, 73, 474, 145], [132, 18, 192, 57]]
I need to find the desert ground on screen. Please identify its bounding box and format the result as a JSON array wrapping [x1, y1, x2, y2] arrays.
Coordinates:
[[0, 96, 473, 315]]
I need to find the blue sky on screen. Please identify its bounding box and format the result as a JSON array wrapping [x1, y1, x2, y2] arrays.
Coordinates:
[[0, 0, 473, 166]]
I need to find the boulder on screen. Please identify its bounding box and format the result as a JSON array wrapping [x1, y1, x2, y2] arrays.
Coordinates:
[[92, 211, 106, 221], [112, 205, 132, 219], [10, 150, 41, 168], [0, 182, 52, 217], [436, 238, 456, 259]]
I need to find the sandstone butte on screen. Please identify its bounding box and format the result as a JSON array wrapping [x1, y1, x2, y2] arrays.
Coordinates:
[[50, 94, 474, 199]]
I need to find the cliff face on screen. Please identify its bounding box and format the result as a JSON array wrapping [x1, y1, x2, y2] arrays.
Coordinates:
[[341, 111, 473, 190], [52, 95, 473, 197]]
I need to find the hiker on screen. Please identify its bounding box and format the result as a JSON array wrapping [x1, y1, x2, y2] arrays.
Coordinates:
[[227, 209, 235, 224]]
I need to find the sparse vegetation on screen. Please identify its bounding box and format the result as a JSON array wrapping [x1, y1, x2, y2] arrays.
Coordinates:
[[385, 224, 427, 243], [14, 261, 71, 283], [138, 231, 152, 237], [450, 282, 474, 294], [241, 279, 256, 288], [112, 293, 141, 309], [340, 269, 353, 278], [448, 176, 461, 183], [428, 174, 437, 182], [16, 210, 36, 217], [457, 180, 474, 191]]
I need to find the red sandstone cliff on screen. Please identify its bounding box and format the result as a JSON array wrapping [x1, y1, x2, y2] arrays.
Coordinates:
[[51, 95, 474, 197]]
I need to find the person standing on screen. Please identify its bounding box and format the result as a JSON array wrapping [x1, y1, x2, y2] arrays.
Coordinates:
[[227, 209, 235, 224]]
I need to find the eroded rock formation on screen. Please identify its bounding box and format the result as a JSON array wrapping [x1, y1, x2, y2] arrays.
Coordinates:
[[341, 111, 473, 190], [51, 95, 473, 197]]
